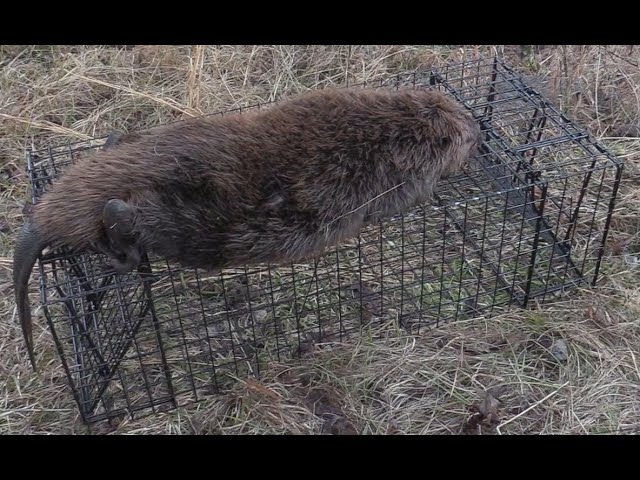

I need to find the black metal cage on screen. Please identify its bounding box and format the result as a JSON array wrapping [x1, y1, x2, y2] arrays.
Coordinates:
[[24, 56, 623, 424]]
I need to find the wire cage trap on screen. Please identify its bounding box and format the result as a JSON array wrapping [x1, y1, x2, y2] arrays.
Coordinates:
[[24, 55, 623, 424]]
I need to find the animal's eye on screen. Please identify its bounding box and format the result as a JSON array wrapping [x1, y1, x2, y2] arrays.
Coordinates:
[[439, 137, 451, 148]]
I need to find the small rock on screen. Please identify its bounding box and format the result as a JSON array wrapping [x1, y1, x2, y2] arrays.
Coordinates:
[[550, 339, 569, 363], [205, 324, 225, 337], [624, 255, 639, 268], [252, 309, 269, 323], [477, 389, 501, 418]]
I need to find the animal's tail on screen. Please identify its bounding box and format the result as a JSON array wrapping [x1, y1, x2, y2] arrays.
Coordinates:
[[13, 221, 46, 371]]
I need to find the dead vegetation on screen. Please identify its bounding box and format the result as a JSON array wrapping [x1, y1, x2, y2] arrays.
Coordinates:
[[1, 45, 640, 434]]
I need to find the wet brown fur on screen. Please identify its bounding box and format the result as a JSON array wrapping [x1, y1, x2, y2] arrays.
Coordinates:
[[14, 87, 481, 369]]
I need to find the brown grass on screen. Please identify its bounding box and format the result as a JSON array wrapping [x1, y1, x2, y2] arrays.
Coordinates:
[[1, 45, 640, 435]]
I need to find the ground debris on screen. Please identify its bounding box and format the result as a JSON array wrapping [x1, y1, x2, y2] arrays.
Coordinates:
[[461, 386, 505, 435], [549, 339, 569, 363], [303, 385, 358, 435], [340, 281, 381, 324], [585, 305, 613, 328]]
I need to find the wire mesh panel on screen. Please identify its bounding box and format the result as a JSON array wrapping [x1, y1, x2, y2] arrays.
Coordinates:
[[24, 56, 623, 423]]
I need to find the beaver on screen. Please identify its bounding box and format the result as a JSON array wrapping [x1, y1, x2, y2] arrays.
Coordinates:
[[13, 87, 482, 370]]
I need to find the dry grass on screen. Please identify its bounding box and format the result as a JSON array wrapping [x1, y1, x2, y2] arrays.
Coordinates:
[[1, 45, 640, 434]]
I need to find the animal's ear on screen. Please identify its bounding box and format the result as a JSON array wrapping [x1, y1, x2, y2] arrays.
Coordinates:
[[102, 199, 141, 274]]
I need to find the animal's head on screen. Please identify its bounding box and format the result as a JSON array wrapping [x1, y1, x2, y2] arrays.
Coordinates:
[[413, 90, 481, 180], [440, 109, 482, 178], [391, 89, 481, 179]]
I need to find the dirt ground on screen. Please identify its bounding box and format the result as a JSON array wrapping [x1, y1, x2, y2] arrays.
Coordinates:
[[1, 45, 640, 434]]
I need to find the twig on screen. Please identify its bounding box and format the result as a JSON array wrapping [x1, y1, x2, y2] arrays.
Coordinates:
[[318, 182, 406, 233], [0, 113, 92, 140], [72, 73, 198, 117], [595, 46, 603, 134]]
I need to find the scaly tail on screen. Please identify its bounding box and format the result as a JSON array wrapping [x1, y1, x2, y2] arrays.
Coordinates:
[[13, 221, 46, 371]]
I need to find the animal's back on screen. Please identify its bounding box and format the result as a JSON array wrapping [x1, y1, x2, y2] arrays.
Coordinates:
[[32, 87, 476, 267]]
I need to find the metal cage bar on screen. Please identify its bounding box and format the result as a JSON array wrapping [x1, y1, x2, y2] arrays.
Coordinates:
[[22, 55, 624, 423]]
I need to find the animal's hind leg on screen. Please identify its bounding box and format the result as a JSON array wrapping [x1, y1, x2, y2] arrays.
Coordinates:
[[102, 199, 141, 274], [100, 133, 143, 272]]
